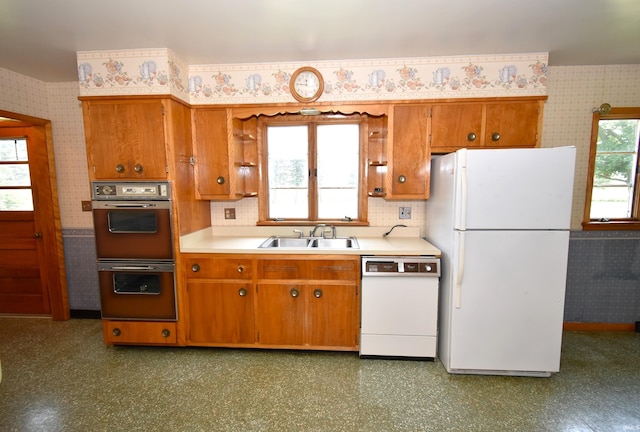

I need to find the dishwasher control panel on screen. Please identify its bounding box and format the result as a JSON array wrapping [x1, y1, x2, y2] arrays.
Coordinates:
[[362, 256, 440, 276]]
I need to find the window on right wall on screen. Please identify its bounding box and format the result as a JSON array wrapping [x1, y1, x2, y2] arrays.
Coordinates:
[[583, 107, 640, 230]]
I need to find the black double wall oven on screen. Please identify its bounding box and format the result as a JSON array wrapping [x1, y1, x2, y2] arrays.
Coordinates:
[[92, 181, 176, 321]]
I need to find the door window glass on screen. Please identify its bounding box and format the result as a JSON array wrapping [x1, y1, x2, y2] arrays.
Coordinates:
[[0, 138, 33, 210]]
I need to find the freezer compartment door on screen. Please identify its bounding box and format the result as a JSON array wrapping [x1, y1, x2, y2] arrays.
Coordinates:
[[457, 147, 576, 230], [448, 230, 569, 374]]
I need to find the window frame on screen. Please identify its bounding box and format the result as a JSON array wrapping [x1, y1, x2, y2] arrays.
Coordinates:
[[583, 107, 640, 230], [257, 113, 369, 226]]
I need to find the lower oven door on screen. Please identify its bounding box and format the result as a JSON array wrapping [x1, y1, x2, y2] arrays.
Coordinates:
[[98, 261, 177, 321]]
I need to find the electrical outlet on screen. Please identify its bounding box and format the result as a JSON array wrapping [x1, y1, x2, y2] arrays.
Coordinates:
[[399, 207, 411, 219], [224, 208, 236, 220], [81, 201, 92, 212]]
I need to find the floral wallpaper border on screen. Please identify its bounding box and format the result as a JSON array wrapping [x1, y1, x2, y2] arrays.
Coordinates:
[[77, 49, 548, 104]]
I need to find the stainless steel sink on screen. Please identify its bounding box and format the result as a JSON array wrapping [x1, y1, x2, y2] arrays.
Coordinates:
[[259, 236, 311, 248], [308, 237, 359, 249], [258, 236, 359, 249]]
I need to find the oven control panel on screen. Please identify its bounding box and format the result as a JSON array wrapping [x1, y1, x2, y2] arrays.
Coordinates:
[[92, 182, 170, 200]]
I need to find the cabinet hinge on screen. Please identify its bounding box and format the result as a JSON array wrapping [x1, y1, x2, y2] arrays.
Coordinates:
[[161, 105, 165, 115], [165, 165, 169, 173], [189, 156, 196, 166]]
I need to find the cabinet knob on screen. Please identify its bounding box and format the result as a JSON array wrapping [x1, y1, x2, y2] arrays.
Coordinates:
[[33, 232, 42, 239], [112, 328, 121, 337], [313, 289, 323, 299], [134, 164, 144, 173], [290, 288, 300, 298], [397, 175, 407, 184], [161, 329, 171, 338], [237, 265, 245, 273], [217, 176, 226, 185], [238, 288, 247, 297], [491, 132, 501, 142], [467, 132, 477, 142], [191, 264, 200, 272], [115, 164, 125, 173]]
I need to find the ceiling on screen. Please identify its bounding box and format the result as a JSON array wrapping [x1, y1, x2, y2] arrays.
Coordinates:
[[1, 0, 639, 83]]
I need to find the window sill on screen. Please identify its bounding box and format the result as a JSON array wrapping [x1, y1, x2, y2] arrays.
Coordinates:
[[582, 221, 640, 231]]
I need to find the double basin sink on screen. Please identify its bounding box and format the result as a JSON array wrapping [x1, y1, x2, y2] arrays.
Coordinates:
[[259, 236, 359, 249]]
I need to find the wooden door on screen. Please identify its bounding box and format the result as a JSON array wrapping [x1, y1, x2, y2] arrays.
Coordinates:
[[389, 105, 430, 199], [186, 281, 255, 344], [82, 99, 167, 179], [484, 101, 541, 148], [430, 103, 484, 152], [307, 283, 358, 348], [255, 283, 305, 346], [0, 118, 68, 319]]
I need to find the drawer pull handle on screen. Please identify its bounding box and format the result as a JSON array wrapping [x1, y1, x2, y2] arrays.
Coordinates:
[[238, 288, 247, 297], [191, 264, 200, 272], [115, 164, 125, 173], [313, 289, 323, 298], [491, 132, 501, 142], [237, 265, 245, 273], [467, 132, 477, 142], [397, 175, 407, 184], [290, 288, 299, 298], [161, 329, 171, 338], [112, 328, 121, 337], [217, 176, 225, 185], [134, 164, 144, 173]]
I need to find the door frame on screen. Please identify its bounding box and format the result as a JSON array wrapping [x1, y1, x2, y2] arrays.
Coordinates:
[[0, 109, 69, 320]]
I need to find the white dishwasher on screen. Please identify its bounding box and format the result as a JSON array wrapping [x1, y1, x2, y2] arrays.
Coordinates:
[[360, 256, 440, 359]]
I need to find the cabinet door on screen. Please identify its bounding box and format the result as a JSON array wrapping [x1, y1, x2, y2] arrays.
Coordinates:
[[192, 108, 232, 199], [256, 283, 305, 346], [186, 281, 255, 344], [83, 99, 167, 180], [307, 283, 358, 348], [484, 101, 541, 148], [430, 103, 484, 151], [102, 320, 177, 345], [389, 105, 430, 199]]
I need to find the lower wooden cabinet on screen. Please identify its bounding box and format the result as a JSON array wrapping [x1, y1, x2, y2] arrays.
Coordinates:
[[102, 320, 178, 345], [186, 280, 255, 345], [181, 254, 360, 351]]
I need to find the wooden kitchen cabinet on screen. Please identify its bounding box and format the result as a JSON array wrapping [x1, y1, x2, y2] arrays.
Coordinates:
[[183, 255, 255, 345], [192, 109, 259, 200], [102, 320, 178, 345], [386, 105, 431, 199], [430, 98, 545, 153], [256, 257, 360, 350], [81, 98, 168, 180], [366, 115, 388, 197]]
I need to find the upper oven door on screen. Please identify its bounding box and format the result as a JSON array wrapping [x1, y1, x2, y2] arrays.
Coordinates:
[[92, 201, 173, 260]]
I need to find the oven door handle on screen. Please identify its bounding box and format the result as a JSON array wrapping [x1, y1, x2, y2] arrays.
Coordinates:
[[110, 265, 160, 271], [102, 203, 157, 208]]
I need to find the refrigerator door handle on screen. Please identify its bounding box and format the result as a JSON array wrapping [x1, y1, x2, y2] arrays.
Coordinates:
[[455, 231, 466, 309], [455, 149, 468, 230]]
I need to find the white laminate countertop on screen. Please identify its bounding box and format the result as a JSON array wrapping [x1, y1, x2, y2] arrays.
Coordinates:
[[180, 226, 441, 257]]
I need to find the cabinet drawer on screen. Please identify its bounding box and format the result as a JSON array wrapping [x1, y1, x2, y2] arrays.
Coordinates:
[[184, 256, 252, 279], [102, 320, 177, 345], [257, 258, 359, 281]]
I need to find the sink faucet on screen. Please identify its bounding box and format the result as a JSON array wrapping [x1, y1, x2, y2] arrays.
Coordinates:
[[292, 229, 304, 238], [310, 224, 326, 237]]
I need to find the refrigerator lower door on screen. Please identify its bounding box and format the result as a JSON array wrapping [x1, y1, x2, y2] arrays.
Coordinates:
[[447, 229, 569, 376]]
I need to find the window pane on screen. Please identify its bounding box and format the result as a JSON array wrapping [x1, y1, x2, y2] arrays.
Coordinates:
[[0, 189, 34, 211], [590, 119, 640, 219], [317, 124, 359, 219], [0, 139, 28, 161], [0, 164, 31, 186], [267, 126, 309, 219]]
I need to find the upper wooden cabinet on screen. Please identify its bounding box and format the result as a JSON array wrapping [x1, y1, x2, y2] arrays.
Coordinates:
[[430, 98, 545, 153], [387, 105, 431, 199], [81, 98, 168, 180], [192, 109, 258, 200]]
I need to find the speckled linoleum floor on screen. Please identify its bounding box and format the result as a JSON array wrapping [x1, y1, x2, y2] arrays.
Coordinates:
[[0, 317, 639, 432]]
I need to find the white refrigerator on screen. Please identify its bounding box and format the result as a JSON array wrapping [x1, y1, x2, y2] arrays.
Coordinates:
[[425, 146, 576, 377]]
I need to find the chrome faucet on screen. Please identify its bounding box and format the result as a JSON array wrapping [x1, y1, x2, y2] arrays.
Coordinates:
[[292, 229, 304, 238], [309, 224, 326, 237]]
